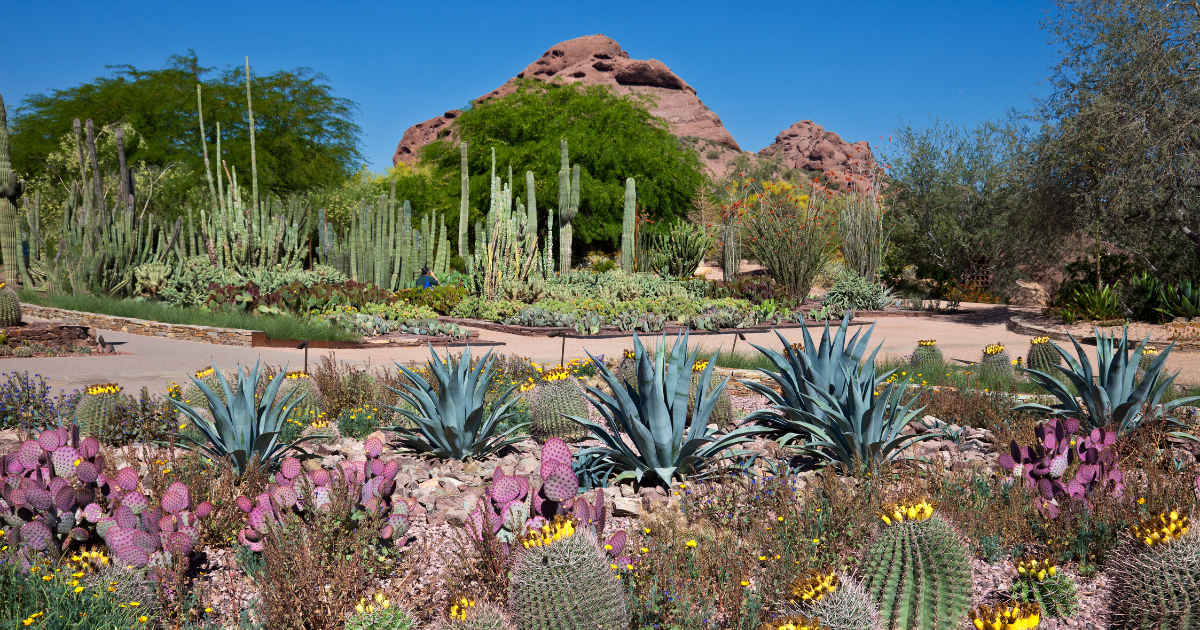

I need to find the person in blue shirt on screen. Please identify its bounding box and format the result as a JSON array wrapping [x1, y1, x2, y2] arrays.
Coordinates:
[[419, 267, 440, 289]]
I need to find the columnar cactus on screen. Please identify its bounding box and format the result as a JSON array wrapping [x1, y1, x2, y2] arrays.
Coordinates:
[[0, 281, 21, 326], [557, 140, 580, 274], [861, 500, 971, 630], [459, 142, 470, 257], [509, 518, 630, 630], [1107, 510, 1200, 629], [0, 92, 27, 286], [1026, 336, 1062, 375], [979, 343, 1013, 381], [1010, 556, 1078, 618], [621, 178, 636, 272], [74, 383, 124, 439], [529, 368, 590, 443]]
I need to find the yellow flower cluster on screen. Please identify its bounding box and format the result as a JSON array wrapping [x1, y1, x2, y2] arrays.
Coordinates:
[[543, 366, 572, 382], [446, 595, 476, 621], [623, 350, 635, 361], [1015, 556, 1056, 581], [918, 339, 938, 347], [195, 367, 215, 379], [984, 344, 1006, 356], [521, 516, 576, 548], [1144, 346, 1159, 356], [757, 615, 824, 630], [67, 548, 110, 573], [790, 341, 805, 353], [285, 370, 310, 379], [692, 360, 709, 373], [969, 602, 1040, 630], [790, 571, 838, 603], [880, 499, 935, 526], [20, 611, 43, 626], [167, 382, 183, 400], [1030, 336, 1050, 345], [311, 412, 330, 429], [1131, 509, 1190, 547], [355, 592, 391, 614], [85, 383, 121, 396], [519, 378, 537, 393]]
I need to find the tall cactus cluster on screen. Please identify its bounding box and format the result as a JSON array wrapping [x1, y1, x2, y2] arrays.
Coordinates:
[[466, 154, 546, 299], [528, 367, 590, 443], [317, 184, 449, 290], [861, 500, 972, 630], [1107, 510, 1200, 629], [621, 178, 636, 272], [509, 518, 630, 630], [557, 139, 581, 274]]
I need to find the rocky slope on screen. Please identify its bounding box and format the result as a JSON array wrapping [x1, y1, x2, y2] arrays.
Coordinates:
[[757, 120, 876, 191]]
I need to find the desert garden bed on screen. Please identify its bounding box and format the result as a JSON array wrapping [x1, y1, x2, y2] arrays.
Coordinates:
[[1010, 314, 1200, 351]]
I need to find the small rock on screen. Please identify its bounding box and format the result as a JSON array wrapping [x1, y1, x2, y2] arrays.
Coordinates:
[[611, 497, 641, 517], [446, 508, 472, 528], [418, 477, 440, 490], [426, 510, 447, 526]]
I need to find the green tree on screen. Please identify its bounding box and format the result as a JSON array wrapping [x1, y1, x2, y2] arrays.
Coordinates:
[[11, 51, 363, 197], [420, 81, 706, 253], [886, 119, 1053, 292], [1036, 0, 1200, 279]]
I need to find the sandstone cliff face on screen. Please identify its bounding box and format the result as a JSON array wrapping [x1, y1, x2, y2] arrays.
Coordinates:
[[757, 120, 876, 190], [392, 34, 739, 167]]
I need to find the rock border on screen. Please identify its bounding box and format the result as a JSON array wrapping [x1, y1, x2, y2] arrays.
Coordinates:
[[439, 317, 874, 338], [23, 305, 257, 347], [1007, 315, 1200, 352]]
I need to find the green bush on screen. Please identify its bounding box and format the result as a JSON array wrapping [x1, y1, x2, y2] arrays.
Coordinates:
[[338, 403, 382, 439], [395, 284, 467, 315], [823, 272, 890, 312], [0, 558, 145, 629]]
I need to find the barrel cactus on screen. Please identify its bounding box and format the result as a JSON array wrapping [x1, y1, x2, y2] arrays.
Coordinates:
[[0, 281, 20, 326], [1136, 346, 1160, 381], [1026, 336, 1062, 375], [615, 350, 638, 393], [1010, 556, 1077, 618], [345, 594, 416, 630], [278, 370, 323, 442], [688, 359, 733, 428], [786, 571, 882, 630], [431, 596, 514, 630], [529, 367, 589, 443], [1107, 509, 1200, 629], [909, 340, 943, 376], [979, 343, 1013, 382], [509, 516, 629, 630], [968, 603, 1041, 630], [861, 500, 972, 630], [758, 615, 824, 630], [74, 383, 124, 439], [180, 366, 228, 412]]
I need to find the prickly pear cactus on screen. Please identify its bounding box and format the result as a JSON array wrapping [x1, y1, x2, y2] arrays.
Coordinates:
[[509, 517, 629, 630], [861, 500, 971, 630], [1026, 336, 1062, 375], [979, 343, 1013, 381], [1010, 556, 1078, 618], [529, 368, 589, 443], [0, 282, 20, 326], [909, 340, 943, 376], [1107, 510, 1200, 629], [74, 383, 124, 439], [431, 596, 514, 630], [688, 359, 732, 428]]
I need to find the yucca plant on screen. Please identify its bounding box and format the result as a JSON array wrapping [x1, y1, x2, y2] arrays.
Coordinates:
[[385, 344, 527, 460], [739, 314, 887, 444], [1016, 329, 1199, 435], [570, 331, 768, 487], [168, 360, 319, 476]]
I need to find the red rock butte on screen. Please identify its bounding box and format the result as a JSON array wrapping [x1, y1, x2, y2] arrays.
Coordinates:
[[392, 34, 872, 185]]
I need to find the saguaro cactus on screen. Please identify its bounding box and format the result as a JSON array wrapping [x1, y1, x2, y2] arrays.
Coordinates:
[[525, 170, 538, 251], [621, 178, 636, 272], [0, 92, 26, 286], [557, 140, 580, 275], [459, 142, 469, 257]]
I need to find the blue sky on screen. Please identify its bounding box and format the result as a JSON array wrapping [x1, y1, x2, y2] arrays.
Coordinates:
[[1, 0, 1056, 169]]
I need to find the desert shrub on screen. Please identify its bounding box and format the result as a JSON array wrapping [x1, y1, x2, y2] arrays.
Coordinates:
[[395, 284, 467, 315], [0, 371, 77, 430], [822, 271, 891, 311], [312, 353, 381, 420], [740, 179, 838, 298]]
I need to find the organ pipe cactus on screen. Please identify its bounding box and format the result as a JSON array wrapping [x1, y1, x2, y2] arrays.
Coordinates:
[[0, 92, 25, 286], [167, 360, 321, 476], [460, 142, 470, 257], [385, 345, 527, 460], [235, 437, 413, 551], [1016, 328, 1199, 435], [621, 178, 636, 272]]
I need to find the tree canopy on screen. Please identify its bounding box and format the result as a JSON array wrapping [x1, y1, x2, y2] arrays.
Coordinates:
[[10, 51, 363, 196], [420, 81, 707, 250]]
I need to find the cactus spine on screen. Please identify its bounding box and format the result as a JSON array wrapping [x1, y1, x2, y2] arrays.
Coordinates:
[[1107, 512, 1200, 629], [509, 524, 629, 630], [861, 504, 971, 630], [621, 178, 636, 273], [791, 573, 883, 630], [557, 140, 580, 274], [0, 92, 26, 287]]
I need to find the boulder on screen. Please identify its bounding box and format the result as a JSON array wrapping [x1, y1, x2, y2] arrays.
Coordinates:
[[1010, 279, 1050, 308], [758, 120, 876, 192]]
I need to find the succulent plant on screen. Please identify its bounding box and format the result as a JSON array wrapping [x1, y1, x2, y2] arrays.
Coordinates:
[[997, 417, 1124, 518], [73, 383, 124, 439], [571, 331, 768, 487], [509, 518, 630, 630], [431, 596, 515, 630], [688, 360, 733, 429], [100, 475, 212, 569], [1017, 328, 1199, 435], [0, 281, 21, 327], [1026, 336, 1062, 375], [861, 500, 971, 630], [234, 436, 412, 551], [386, 344, 526, 460], [909, 340, 943, 375], [968, 603, 1041, 630], [345, 593, 416, 630], [797, 573, 883, 630], [979, 343, 1013, 381], [529, 369, 589, 443], [168, 360, 320, 476], [1010, 556, 1078, 618], [1107, 514, 1199, 630]]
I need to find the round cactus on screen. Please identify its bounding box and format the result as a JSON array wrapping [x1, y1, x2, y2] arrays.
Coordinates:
[[509, 523, 629, 630], [614, 351, 638, 394], [1010, 557, 1078, 619], [529, 376, 590, 443], [788, 574, 883, 630], [345, 602, 418, 630], [909, 340, 944, 378], [0, 282, 22, 327], [431, 598, 514, 630], [278, 373, 323, 442], [1107, 512, 1200, 629], [979, 343, 1014, 382], [687, 370, 733, 429], [74, 384, 124, 440], [1026, 336, 1062, 375]]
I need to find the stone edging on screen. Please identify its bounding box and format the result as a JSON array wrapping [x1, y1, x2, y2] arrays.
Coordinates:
[[439, 317, 871, 338], [1007, 316, 1200, 353], [22, 305, 256, 347]]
